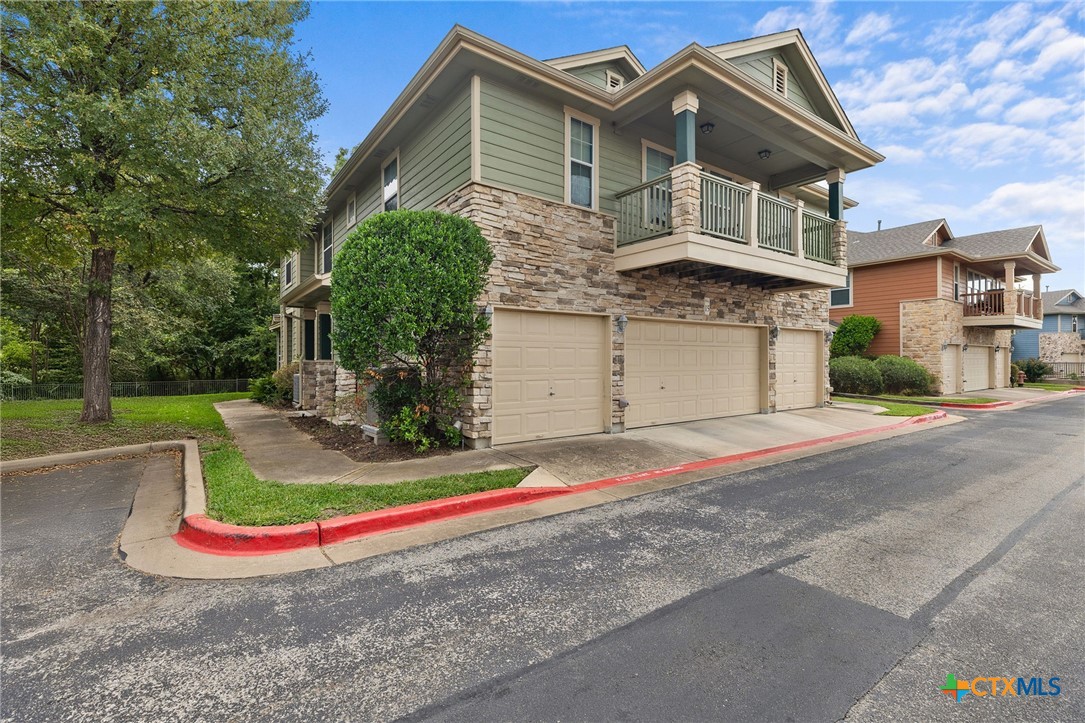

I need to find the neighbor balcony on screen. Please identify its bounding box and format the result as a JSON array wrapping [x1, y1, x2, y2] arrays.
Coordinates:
[[614, 166, 846, 291], [961, 289, 1043, 329]]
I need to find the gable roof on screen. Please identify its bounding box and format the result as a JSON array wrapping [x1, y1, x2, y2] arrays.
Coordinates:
[[544, 46, 646, 79], [1042, 289, 1085, 313], [848, 220, 1059, 273], [708, 29, 856, 137]]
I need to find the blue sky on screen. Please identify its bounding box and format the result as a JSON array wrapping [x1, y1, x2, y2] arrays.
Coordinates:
[[294, 1, 1084, 292]]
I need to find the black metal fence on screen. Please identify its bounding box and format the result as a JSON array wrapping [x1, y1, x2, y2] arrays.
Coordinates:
[[1046, 362, 1085, 380], [1, 378, 251, 401]]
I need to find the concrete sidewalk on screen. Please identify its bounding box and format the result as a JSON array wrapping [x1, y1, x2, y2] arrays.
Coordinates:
[[217, 399, 903, 489]]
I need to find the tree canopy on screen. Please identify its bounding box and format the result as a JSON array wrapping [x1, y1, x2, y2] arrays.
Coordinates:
[[1, 0, 326, 419]]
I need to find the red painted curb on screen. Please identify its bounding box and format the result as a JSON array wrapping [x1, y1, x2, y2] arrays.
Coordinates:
[[174, 515, 320, 556], [938, 401, 1014, 409], [177, 410, 948, 557], [317, 486, 572, 546]]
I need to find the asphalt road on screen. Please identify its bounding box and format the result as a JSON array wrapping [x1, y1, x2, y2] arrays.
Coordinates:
[[2, 396, 1082, 722]]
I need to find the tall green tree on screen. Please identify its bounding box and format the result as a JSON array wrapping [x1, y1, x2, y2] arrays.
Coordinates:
[[1, 1, 326, 421]]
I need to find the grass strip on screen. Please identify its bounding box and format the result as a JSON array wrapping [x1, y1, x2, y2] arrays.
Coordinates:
[[203, 445, 532, 526], [878, 394, 999, 405], [0, 393, 249, 460], [1023, 382, 1077, 391], [836, 397, 937, 417]]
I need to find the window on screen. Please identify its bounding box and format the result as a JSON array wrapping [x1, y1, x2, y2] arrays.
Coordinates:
[[284, 256, 293, 286], [1074, 316, 1079, 333], [644, 145, 674, 181], [953, 263, 960, 301], [319, 314, 333, 360], [347, 195, 357, 226], [605, 69, 624, 91], [830, 271, 852, 307], [321, 222, 333, 274], [566, 111, 598, 209], [382, 152, 399, 211], [772, 58, 788, 96]]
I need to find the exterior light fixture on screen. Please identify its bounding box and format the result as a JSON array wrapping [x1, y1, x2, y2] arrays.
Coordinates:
[[962, 344, 969, 352], [699, 122, 715, 135], [616, 314, 628, 333], [769, 325, 779, 340], [482, 304, 494, 318], [824, 330, 834, 343], [941, 342, 948, 351], [758, 149, 772, 160], [995, 344, 1001, 353]]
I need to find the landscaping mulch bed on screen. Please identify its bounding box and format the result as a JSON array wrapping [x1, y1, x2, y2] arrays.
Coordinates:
[[287, 415, 455, 464]]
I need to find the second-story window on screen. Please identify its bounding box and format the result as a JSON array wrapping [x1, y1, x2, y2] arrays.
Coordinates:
[[953, 263, 960, 301], [347, 195, 357, 226], [830, 271, 852, 307], [1074, 316, 1079, 333], [382, 153, 399, 211], [322, 222, 333, 274], [567, 113, 597, 209], [284, 256, 293, 285]]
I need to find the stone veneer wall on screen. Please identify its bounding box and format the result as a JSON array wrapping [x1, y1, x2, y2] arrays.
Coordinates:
[[298, 360, 359, 424], [1039, 332, 1085, 362], [900, 298, 1011, 393], [437, 182, 834, 448]]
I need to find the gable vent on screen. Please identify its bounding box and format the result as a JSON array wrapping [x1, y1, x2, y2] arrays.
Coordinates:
[[605, 69, 625, 91], [772, 58, 788, 96]]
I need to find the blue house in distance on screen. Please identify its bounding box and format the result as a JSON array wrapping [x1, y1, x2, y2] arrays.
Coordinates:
[[1011, 289, 1085, 363]]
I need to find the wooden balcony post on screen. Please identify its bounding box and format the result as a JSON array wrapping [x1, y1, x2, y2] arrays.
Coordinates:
[[793, 200, 805, 259], [745, 182, 760, 246]]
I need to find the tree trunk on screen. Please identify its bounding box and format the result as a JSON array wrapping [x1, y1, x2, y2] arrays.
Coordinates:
[[80, 245, 116, 423]]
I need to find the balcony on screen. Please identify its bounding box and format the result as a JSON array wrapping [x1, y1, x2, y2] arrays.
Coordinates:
[[614, 168, 846, 291], [961, 289, 1043, 329]]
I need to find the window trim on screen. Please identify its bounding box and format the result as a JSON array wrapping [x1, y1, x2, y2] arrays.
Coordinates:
[[564, 107, 600, 210], [381, 148, 400, 212], [953, 263, 960, 301], [321, 221, 333, 275], [772, 58, 789, 97], [641, 139, 675, 182], [283, 254, 294, 286], [830, 270, 852, 309], [347, 194, 357, 226], [1073, 316, 1079, 333]]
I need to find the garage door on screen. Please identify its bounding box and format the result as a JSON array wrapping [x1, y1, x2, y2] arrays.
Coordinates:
[[625, 320, 760, 428], [492, 310, 606, 445], [776, 329, 820, 411], [963, 346, 991, 392]]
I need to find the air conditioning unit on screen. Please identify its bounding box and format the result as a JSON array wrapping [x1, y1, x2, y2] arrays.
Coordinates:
[[293, 373, 301, 405]]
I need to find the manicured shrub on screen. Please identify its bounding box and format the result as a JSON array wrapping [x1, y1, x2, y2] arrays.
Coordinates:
[[875, 355, 933, 395], [251, 361, 298, 405], [829, 355, 884, 395], [331, 210, 493, 451], [249, 376, 280, 404], [1009, 363, 1020, 386], [830, 315, 882, 358], [1017, 358, 1052, 383]]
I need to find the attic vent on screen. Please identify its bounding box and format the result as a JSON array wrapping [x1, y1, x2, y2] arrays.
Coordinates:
[[605, 69, 625, 91], [418, 93, 439, 109], [373, 148, 388, 160], [772, 58, 788, 97], [517, 73, 540, 89]]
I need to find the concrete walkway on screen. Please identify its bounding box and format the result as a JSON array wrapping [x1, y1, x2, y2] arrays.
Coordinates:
[[217, 399, 905, 489]]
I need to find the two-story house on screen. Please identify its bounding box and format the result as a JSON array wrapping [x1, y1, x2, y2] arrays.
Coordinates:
[[276, 26, 883, 448], [829, 220, 1058, 394], [1011, 289, 1085, 366]]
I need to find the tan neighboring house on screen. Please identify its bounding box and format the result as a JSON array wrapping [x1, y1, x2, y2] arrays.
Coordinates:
[[829, 220, 1059, 394], [276, 25, 884, 448]]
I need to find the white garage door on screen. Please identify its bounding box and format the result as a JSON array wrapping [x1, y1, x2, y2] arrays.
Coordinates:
[[963, 346, 992, 392], [625, 320, 760, 428], [492, 310, 606, 445], [776, 329, 820, 411], [942, 344, 961, 394]]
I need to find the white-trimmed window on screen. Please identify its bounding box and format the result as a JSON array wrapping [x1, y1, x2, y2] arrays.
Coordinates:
[[283, 255, 293, 286], [565, 110, 599, 210], [321, 221, 333, 274], [772, 58, 789, 96], [643, 142, 674, 181], [830, 271, 852, 307], [1073, 316, 1079, 333], [382, 151, 399, 211], [605, 69, 625, 91], [347, 195, 357, 226], [953, 263, 960, 301]]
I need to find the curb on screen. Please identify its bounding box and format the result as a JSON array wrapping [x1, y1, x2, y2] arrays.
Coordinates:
[[173, 409, 948, 557], [0, 440, 198, 476]]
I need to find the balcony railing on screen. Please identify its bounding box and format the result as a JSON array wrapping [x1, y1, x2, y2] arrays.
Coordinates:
[[961, 289, 1041, 319], [616, 176, 672, 245], [615, 174, 838, 266]]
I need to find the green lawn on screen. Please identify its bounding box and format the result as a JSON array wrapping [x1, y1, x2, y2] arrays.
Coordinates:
[[836, 397, 938, 417], [204, 445, 530, 526], [1023, 382, 1078, 391], [1, 392, 249, 461], [879, 394, 999, 405]]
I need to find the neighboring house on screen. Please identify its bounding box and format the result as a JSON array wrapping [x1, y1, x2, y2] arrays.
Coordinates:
[[276, 25, 884, 448], [1011, 289, 1085, 364], [828, 220, 1059, 394]]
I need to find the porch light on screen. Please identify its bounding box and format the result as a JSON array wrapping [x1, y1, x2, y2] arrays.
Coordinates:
[[995, 344, 1001, 352], [824, 330, 834, 343], [758, 149, 772, 160], [616, 314, 628, 334], [769, 325, 779, 340], [699, 121, 715, 135], [941, 342, 949, 351], [962, 344, 969, 352]]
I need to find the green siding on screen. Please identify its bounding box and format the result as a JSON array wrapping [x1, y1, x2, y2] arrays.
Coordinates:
[[400, 81, 472, 209], [566, 62, 625, 90], [299, 237, 316, 278], [730, 50, 817, 116], [598, 130, 641, 216], [479, 78, 564, 201]]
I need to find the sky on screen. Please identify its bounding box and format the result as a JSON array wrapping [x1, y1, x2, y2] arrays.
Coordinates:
[[293, 1, 1085, 292]]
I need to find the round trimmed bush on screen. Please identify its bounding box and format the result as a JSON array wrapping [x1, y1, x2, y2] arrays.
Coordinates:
[[875, 355, 933, 395], [829, 355, 883, 395]]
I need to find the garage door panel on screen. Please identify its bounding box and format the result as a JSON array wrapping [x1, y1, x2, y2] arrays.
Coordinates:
[[776, 329, 820, 411], [963, 347, 991, 392], [626, 319, 762, 428]]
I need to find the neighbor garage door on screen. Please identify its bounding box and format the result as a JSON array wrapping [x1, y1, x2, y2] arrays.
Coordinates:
[[776, 329, 820, 411], [625, 319, 760, 428], [491, 310, 606, 445], [963, 345, 992, 392]]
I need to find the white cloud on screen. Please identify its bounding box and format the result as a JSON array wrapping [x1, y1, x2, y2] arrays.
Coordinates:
[[1004, 97, 1071, 125], [879, 145, 926, 164], [844, 13, 895, 46]]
